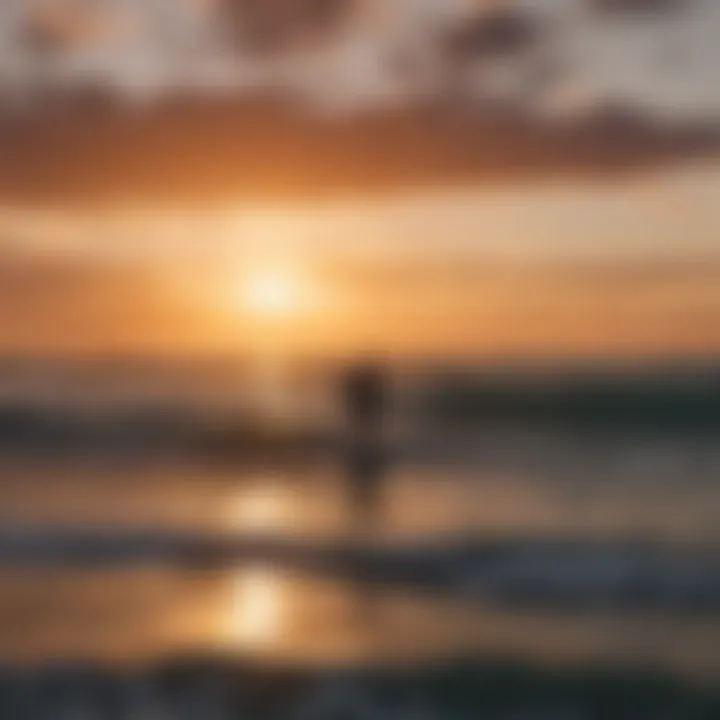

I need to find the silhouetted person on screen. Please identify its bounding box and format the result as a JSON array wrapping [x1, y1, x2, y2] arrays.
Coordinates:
[[340, 362, 389, 532], [343, 362, 387, 433]]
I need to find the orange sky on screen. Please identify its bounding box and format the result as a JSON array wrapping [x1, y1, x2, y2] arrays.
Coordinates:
[[0, 153, 718, 360], [0, 167, 718, 360]]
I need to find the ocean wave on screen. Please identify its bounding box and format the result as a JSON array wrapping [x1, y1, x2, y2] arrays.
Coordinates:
[[0, 528, 717, 612]]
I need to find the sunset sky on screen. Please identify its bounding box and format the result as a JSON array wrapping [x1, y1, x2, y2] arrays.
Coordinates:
[[0, 0, 719, 359]]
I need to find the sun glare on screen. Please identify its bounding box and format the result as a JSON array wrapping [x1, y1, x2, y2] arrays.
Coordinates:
[[243, 267, 306, 318]]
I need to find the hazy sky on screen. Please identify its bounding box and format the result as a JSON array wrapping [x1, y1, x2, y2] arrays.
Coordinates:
[[1, 164, 719, 358], [0, 0, 718, 358]]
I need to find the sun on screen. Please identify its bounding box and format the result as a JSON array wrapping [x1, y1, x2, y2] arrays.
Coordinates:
[[243, 267, 304, 318]]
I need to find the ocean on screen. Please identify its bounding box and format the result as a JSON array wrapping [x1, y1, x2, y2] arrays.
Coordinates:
[[0, 359, 717, 686]]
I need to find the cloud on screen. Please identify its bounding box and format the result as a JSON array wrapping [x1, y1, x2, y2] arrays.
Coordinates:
[[590, 0, 686, 16], [0, 0, 716, 118], [447, 5, 541, 61], [220, 0, 357, 54], [0, 1, 718, 205], [0, 95, 716, 206]]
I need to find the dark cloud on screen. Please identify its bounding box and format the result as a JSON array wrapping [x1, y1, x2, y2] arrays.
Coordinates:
[[222, 0, 355, 54], [0, 97, 716, 206], [590, 0, 686, 17], [446, 6, 542, 62]]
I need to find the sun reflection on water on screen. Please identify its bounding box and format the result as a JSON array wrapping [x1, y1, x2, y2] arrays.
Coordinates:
[[229, 565, 286, 649], [223, 478, 291, 650], [228, 482, 290, 533]]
